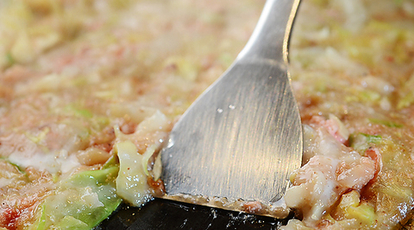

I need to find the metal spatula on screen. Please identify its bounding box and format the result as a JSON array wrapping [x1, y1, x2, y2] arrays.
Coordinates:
[[159, 0, 302, 216]]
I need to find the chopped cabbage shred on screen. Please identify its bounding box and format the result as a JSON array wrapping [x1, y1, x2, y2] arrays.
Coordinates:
[[114, 140, 152, 207], [35, 167, 122, 230]]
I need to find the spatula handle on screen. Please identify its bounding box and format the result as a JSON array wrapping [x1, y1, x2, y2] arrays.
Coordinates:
[[238, 0, 300, 63]]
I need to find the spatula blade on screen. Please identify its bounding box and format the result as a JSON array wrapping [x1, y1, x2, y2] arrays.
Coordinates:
[[161, 61, 302, 203]]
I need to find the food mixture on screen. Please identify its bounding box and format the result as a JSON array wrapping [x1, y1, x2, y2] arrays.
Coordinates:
[[284, 0, 414, 229], [0, 0, 414, 229]]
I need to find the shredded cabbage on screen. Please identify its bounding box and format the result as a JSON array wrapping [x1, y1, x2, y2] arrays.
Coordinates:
[[114, 140, 152, 206], [36, 167, 121, 230]]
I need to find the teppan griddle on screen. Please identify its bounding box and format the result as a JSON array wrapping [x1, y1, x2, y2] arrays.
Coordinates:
[[97, 199, 293, 230]]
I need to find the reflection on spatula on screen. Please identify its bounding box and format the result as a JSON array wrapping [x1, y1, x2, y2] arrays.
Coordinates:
[[159, 0, 302, 218]]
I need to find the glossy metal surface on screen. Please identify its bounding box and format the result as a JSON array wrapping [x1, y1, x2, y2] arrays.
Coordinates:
[[160, 0, 302, 210]]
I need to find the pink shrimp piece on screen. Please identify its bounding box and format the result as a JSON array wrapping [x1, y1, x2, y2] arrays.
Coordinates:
[[242, 201, 264, 213], [365, 147, 383, 178], [336, 157, 376, 190], [310, 115, 349, 144]]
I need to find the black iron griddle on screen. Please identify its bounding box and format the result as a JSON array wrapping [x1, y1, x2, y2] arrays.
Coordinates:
[[97, 199, 293, 230]]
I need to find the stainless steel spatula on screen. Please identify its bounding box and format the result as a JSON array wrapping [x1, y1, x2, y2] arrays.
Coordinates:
[[159, 0, 302, 216]]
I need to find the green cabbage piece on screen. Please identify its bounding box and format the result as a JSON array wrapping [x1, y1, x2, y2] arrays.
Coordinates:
[[346, 203, 377, 226], [6, 52, 14, 66], [36, 166, 122, 230], [114, 140, 152, 207], [369, 118, 403, 128], [349, 133, 382, 153]]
